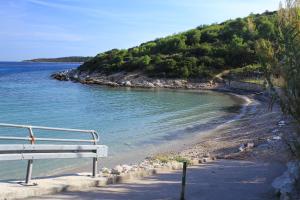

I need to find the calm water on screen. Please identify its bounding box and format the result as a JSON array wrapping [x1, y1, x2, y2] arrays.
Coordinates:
[[0, 62, 241, 180]]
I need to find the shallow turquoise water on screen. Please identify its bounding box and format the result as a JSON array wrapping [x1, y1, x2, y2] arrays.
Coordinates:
[[0, 62, 241, 180]]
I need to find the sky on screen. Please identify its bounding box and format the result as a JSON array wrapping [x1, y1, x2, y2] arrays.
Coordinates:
[[0, 0, 280, 61]]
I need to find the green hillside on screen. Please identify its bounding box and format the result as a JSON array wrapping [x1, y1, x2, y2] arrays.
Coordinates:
[[79, 11, 277, 79]]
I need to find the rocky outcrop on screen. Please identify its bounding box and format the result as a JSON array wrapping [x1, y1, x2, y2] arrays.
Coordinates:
[[51, 69, 218, 90], [272, 161, 300, 200]]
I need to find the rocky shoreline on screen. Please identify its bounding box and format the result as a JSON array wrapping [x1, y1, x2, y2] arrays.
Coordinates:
[[51, 69, 219, 89]]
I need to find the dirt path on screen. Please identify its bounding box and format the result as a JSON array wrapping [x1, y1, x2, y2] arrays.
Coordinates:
[[27, 160, 285, 200]]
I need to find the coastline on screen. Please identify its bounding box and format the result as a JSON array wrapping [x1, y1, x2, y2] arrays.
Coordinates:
[[41, 89, 249, 177], [50, 69, 297, 170], [1, 71, 298, 199], [35, 83, 300, 199]]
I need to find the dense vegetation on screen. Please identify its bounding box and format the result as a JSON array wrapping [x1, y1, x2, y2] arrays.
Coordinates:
[[79, 11, 277, 79], [256, 0, 300, 124], [24, 56, 92, 63]]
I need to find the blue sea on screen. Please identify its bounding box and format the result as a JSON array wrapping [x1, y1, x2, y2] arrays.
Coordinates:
[[0, 62, 241, 180]]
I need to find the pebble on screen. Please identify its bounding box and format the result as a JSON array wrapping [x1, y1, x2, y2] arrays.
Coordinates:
[[278, 121, 286, 127], [272, 129, 280, 133], [273, 136, 281, 140]]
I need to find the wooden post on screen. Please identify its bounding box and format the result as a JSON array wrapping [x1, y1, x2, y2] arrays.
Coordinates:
[[92, 157, 98, 177], [180, 161, 187, 200]]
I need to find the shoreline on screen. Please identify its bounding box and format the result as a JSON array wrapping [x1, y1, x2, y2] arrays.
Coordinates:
[[89, 86, 296, 176], [1, 72, 298, 199], [28, 86, 300, 199], [51, 69, 220, 90], [39, 89, 249, 177], [49, 69, 296, 171]]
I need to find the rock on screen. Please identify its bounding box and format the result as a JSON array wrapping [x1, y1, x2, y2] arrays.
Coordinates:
[[273, 136, 281, 140], [203, 153, 211, 158], [101, 167, 111, 174], [238, 144, 246, 152], [153, 80, 164, 87], [124, 81, 132, 87], [173, 80, 184, 87], [199, 157, 212, 163], [106, 81, 119, 87], [287, 161, 300, 180], [111, 165, 123, 175], [272, 129, 280, 134], [191, 159, 199, 165], [122, 164, 132, 173], [278, 121, 286, 127], [170, 161, 183, 170], [272, 161, 300, 199], [203, 157, 211, 162], [239, 143, 254, 152], [143, 81, 155, 88], [272, 171, 295, 194], [246, 142, 255, 148]]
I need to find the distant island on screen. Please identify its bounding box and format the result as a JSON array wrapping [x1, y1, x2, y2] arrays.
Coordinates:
[[24, 56, 92, 63]]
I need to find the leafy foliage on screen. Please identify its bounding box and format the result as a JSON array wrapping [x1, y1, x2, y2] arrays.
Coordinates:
[[79, 11, 277, 79], [256, 0, 300, 123]]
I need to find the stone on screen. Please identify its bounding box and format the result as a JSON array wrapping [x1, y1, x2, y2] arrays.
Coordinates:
[[238, 144, 246, 152], [111, 165, 123, 175], [106, 81, 119, 87], [124, 81, 132, 87], [278, 121, 286, 127], [101, 167, 111, 174], [122, 164, 132, 173], [203, 157, 211, 163], [273, 136, 281, 140], [272, 129, 280, 133], [153, 80, 163, 87], [272, 171, 295, 194], [246, 143, 255, 148], [203, 153, 211, 158], [287, 161, 300, 180], [143, 81, 155, 88], [173, 80, 184, 87]]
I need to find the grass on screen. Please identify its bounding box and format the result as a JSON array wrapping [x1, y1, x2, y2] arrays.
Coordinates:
[[154, 155, 192, 165], [240, 78, 265, 85]]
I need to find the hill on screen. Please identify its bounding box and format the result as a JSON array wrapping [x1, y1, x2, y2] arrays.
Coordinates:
[[77, 11, 277, 79], [24, 56, 92, 63]]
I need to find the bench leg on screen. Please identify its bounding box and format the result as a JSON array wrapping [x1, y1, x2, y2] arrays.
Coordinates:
[[25, 160, 33, 184], [92, 158, 98, 177]]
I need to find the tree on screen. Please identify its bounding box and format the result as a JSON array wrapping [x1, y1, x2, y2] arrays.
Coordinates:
[[276, 0, 300, 122], [185, 30, 201, 46], [256, 16, 276, 39], [256, 0, 300, 123]]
